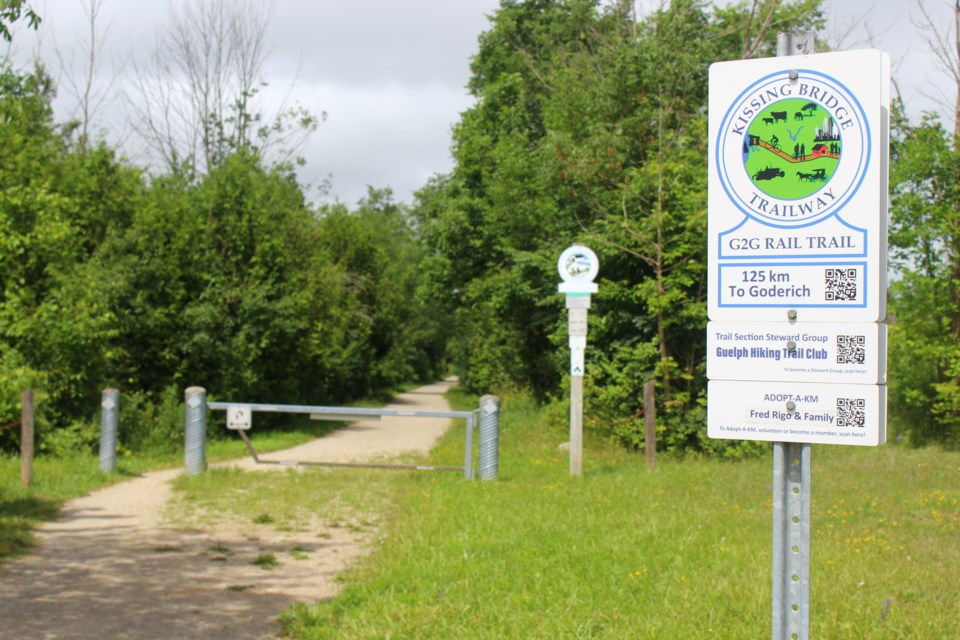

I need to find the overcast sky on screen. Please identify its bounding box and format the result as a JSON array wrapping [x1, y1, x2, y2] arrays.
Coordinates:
[[6, 0, 956, 206]]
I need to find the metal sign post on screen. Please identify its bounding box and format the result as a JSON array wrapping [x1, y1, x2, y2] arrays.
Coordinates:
[[772, 440, 811, 640], [706, 32, 890, 640], [558, 244, 599, 477]]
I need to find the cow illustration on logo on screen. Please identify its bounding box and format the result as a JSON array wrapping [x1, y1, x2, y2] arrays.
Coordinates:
[[716, 70, 869, 227]]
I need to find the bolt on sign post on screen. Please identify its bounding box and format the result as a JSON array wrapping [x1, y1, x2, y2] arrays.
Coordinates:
[[706, 33, 890, 640], [558, 244, 599, 477]]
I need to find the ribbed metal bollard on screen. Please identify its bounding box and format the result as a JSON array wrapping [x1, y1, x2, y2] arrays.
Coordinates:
[[99, 388, 119, 472], [478, 395, 500, 480], [184, 387, 207, 475]]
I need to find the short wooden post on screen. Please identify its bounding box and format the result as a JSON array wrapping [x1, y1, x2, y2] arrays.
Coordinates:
[[644, 381, 656, 469], [20, 389, 34, 487]]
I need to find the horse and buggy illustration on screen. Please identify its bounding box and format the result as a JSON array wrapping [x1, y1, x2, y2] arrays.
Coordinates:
[[795, 168, 828, 182]]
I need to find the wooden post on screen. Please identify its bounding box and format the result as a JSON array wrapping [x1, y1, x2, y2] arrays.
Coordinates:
[[644, 381, 656, 469], [20, 389, 34, 487]]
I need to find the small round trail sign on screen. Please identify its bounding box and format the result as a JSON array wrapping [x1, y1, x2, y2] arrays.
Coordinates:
[[558, 244, 599, 293]]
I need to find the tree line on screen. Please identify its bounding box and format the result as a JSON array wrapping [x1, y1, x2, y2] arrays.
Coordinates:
[[414, 0, 959, 451], [0, 0, 957, 455], [0, 60, 446, 453]]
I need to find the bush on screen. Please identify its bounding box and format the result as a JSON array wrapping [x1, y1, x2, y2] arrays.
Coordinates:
[[38, 419, 99, 457], [118, 385, 185, 454]]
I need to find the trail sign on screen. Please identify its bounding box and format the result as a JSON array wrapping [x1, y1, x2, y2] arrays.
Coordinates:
[[226, 405, 252, 431], [707, 320, 886, 384], [558, 244, 599, 477], [708, 36, 891, 640], [708, 49, 890, 322], [708, 379, 886, 446]]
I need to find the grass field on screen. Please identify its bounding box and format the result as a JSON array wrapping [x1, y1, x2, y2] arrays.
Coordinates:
[[3, 389, 957, 638], [274, 390, 959, 639]]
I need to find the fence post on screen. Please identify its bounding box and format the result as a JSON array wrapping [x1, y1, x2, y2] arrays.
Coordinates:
[[184, 387, 207, 475], [99, 388, 119, 472], [20, 389, 34, 487], [644, 381, 656, 469], [478, 395, 500, 480]]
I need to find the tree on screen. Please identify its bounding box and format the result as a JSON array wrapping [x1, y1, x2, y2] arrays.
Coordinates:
[[416, 0, 826, 453], [880, 1, 960, 444], [0, 0, 39, 43], [54, 0, 117, 148], [0, 63, 142, 442], [128, 0, 318, 176], [888, 108, 960, 443], [710, 0, 823, 59], [913, 0, 960, 137]]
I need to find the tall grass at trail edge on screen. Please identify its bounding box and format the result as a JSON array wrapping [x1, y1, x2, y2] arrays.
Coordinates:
[[281, 390, 960, 639]]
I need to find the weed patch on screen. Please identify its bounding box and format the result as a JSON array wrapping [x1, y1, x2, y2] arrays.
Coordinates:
[[252, 553, 279, 569]]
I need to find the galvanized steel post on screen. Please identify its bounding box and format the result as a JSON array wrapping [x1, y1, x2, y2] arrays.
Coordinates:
[[184, 387, 207, 475], [99, 388, 119, 472], [478, 395, 500, 480], [772, 442, 811, 640], [771, 33, 815, 640]]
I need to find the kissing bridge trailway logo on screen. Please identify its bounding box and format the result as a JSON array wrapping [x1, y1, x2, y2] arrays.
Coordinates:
[[715, 69, 870, 228]]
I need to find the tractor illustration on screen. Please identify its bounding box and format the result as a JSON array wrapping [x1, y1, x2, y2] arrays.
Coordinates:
[[753, 166, 785, 181]]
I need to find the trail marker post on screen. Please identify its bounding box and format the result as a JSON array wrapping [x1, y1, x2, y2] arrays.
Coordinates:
[[20, 389, 33, 487], [707, 33, 890, 639], [99, 388, 119, 473], [558, 244, 599, 477]]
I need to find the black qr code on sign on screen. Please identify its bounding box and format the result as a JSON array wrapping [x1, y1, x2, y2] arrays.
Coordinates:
[[836, 398, 866, 428], [837, 335, 866, 364], [825, 268, 858, 301]]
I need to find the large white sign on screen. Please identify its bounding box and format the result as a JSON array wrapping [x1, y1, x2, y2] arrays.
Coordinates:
[[708, 49, 890, 322], [708, 380, 886, 446], [707, 321, 886, 384]]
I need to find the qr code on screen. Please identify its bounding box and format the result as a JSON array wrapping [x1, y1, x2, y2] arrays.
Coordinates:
[[836, 335, 866, 364], [825, 268, 858, 301], [836, 397, 866, 428]]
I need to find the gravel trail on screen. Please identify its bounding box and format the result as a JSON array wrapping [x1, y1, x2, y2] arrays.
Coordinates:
[[0, 379, 457, 639]]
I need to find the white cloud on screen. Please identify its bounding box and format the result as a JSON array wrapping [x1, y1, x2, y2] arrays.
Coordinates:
[[8, 0, 959, 205]]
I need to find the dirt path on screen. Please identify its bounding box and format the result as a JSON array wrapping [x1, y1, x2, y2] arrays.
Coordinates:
[[0, 379, 458, 639]]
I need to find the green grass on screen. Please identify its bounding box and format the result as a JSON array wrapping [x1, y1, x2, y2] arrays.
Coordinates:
[[166, 464, 399, 534], [273, 391, 960, 639], [5, 388, 958, 638], [252, 552, 280, 569]]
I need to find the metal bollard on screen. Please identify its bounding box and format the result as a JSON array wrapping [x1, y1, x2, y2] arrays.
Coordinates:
[[99, 388, 119, 472], [478, 395, 500, 480], [184, 387, 207, 475]]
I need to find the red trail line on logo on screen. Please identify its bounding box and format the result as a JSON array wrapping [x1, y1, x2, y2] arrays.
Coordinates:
[[755, 140, 839, 163]]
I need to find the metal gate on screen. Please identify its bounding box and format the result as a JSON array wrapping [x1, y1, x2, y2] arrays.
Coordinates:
[[206, 400, 481, 479]]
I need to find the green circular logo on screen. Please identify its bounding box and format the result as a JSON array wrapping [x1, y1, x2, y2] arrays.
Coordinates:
[[742, 98, 841, 201]]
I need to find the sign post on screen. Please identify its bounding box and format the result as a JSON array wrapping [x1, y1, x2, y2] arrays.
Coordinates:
[[707, 33, 890, 640], [558, 244, 599, 477]]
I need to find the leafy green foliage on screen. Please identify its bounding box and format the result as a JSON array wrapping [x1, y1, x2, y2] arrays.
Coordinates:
[[414, 0, 824, 453], [888, 110, 960, 444], [0, 64, 443, 453], [0, 1, 40, 43]]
